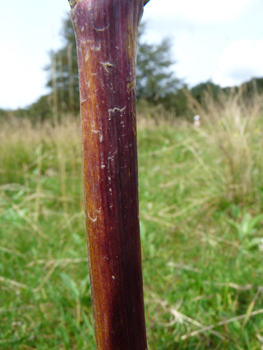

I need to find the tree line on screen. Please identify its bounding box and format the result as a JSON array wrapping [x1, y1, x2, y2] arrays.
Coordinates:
[[1, 16, 263, 122]]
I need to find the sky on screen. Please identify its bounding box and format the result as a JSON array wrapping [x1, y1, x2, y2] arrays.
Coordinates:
[[1, 0, 263, 110]]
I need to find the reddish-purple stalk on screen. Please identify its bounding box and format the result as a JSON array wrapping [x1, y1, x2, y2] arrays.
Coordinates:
[[68, 0, 149, 349]]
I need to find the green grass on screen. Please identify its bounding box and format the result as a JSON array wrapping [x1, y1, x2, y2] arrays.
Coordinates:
[[1, 94, 263, 349]]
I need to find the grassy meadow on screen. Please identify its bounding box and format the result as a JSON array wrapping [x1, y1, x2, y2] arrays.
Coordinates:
[[1, 93, 263, 349]]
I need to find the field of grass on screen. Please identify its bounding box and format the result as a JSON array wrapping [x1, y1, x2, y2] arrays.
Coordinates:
[[1, 93, 263, 349]]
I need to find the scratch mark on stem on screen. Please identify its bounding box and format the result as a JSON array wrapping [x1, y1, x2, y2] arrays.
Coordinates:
[[90, 42, 101, 51], [108, 107, 126, 120], [94, 25, 110, 32], [100, 62, 114, 73], [91, 129, 103, 142], [85, 51, 89, 63], [88, 213, 97, 223]]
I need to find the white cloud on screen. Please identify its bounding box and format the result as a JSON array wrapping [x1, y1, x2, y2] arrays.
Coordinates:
[[212, 39, 263, 87], [185, 0, 251, 22], [145, 0, 251, 22]]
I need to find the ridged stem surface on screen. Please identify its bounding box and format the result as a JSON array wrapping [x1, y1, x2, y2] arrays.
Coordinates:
[[69, 1, 147, 349]]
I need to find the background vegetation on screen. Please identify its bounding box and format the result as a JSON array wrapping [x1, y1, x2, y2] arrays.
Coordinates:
[[1, 13, 263, 350], [1, 90, 263, 349], [1, 15, 263, 124]]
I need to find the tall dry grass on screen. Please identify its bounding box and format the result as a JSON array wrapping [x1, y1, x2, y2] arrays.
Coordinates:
[[1, 90, 263, 215], [0, 116, 83, 224], [187, 90, 263, 207]]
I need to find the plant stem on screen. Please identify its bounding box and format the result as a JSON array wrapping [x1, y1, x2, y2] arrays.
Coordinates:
[[69, 1, 148, 349]]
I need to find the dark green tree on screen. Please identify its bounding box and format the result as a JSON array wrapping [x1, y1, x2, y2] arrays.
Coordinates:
[[43, 16, 181, 116], [28, 95, 53, 122], [45, 15, 80, 115], [191, 81, 222, 104], [136, 23, 181, 104]]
